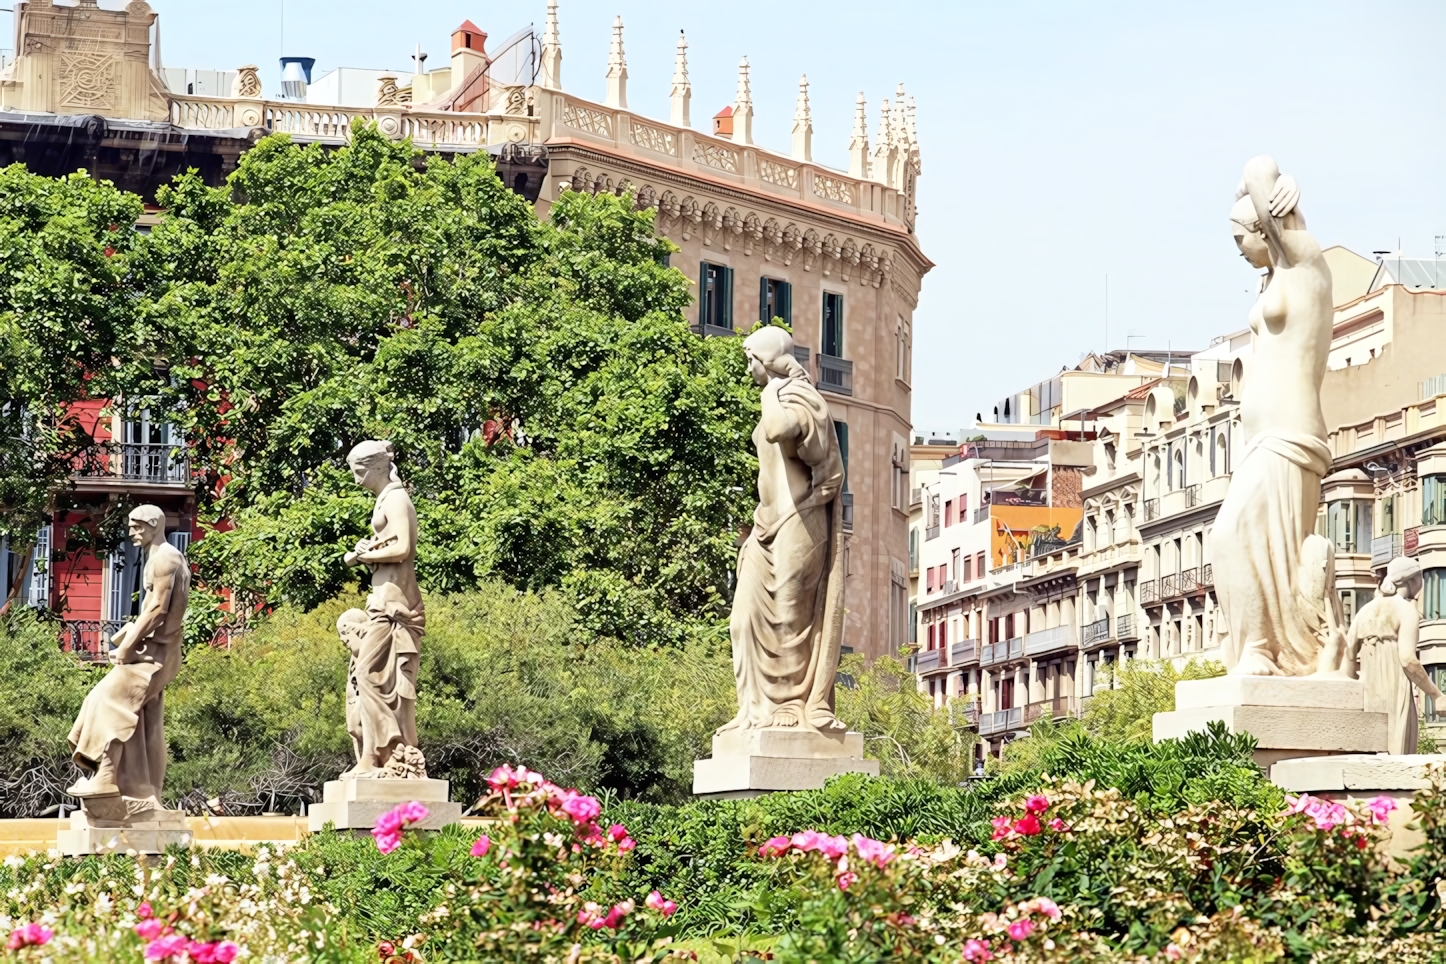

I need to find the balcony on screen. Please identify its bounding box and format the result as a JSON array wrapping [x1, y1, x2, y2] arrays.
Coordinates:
[[1177, 567, 1202, 594], [841, 492, 854, 531], [1184, 483, 1201, 508], [950, 639, 978, 666], [957, 702, 981, 725], [1139, 579, 1160, 606], [701, 323, 736, 338], [910, 487, 923, 507], [59, 620, 126, 661], [816, 353, 853, 396], [1082, 617, 1110, 646], [925, 525, 940, 541], [1143, 498, 1160, 522], [1201, 563, 1213, 586], [1023, 696, 1075, 724], [76, 442, 189, 488], [979, 637, 1025, 666], [1372, 533, 1403, 568], [1024, 624, 1076, 657], [973, 506, 990, 524], [978, 706, 1023, 737], [1116, 613, 1138, 641], [914, 648, 942, 674]]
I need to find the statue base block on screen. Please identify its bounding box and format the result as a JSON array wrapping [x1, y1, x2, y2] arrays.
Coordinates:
[[692, 729, 880, 799], [307, 778, 462, 832], [1270, 753, 1446, 857], [1152, 676, 1388, 770], [58, 808, 192, 856]]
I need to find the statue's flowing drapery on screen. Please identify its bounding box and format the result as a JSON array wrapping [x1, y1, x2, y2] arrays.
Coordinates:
[[1213, 433, 1331, 676], [68, 641, 181, 801], [340, 581, 424, 771], [728, 374, 846, 731]]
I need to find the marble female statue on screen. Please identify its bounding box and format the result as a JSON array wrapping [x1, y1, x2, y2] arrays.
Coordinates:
[[1348, 558, 1446, 754], [718, 326, 848, 735], [68, 505, 191, 811], [1212, 156, 1338, 677], [338, 440, 427, 778]]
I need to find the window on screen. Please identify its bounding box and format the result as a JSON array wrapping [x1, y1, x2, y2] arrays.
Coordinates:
[[821, 292, 845, 357], [759, 277, 792, 325], [944, 500, 954, 527], [700, 262, 733, 331], [1425, 475, 1446, 526], [908, 601, 917, 642], [976, 551, 985, 577], [895, 315, 910, 383], [1428, 666, 1446, 722], [951, 548, 961, 583], [1425, 568, 1446, 621], [833, 421, 849, 492], [25, 524, 51, 609], [927, 622, 936, 650], [908, 528, 919, 571], [1381, 494, 1398, 535], [962, 554, 973, 582]]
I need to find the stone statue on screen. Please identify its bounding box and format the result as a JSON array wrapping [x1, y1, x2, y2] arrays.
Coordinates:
[[1212, 155, 1339, 677], [67, 505, 191, 813], [1348, 558, 1446, 754], [338, 440, 427, 779], [718, 326, 848, 735]]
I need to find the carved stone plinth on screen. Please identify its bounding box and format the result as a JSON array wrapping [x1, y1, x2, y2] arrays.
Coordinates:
[[58, 808, 193, 856], [306, 778, 462, 832], [692, 729, 879, 799], [1152, 676, 1388, 770]]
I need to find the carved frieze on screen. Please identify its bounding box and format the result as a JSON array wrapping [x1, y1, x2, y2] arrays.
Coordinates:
[[758, 158, 799, 189], [629, 121, 676, 156], [562, 104, 613, 138], [58, 52, 119, 112], [692, 142, 739, 174], [813, 173, 854, 205]]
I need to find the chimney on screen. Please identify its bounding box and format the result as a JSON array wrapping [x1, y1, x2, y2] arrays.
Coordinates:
[[451, 20, 488, 87], [713, 105, 733, 139]]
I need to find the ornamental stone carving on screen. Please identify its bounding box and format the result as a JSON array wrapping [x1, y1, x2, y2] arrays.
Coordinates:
[[630, 121, 676, 156], [232, 65, 262, 99], [562, 103, 612, 138], [376, 74, 401, 108], [58, 52, 119, 112], [693, 142, 739, 174]]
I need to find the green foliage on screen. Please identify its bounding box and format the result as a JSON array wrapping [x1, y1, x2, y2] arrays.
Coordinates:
[[1082, 657, 1226, 743], [835, 652, 976, 785], [121, 125, 756, 645]]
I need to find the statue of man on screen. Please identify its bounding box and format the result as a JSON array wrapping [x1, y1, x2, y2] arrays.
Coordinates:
[[67, 505, 191, 810], [337, 440, 427, 779], [718, 326, 848, 735]]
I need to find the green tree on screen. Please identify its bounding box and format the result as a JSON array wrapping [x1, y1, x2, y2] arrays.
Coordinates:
[[836, 652, 976, 784], [126, 125, 757, 644], [0, 167, 144, 608], [1083, 656, 1225, 743]]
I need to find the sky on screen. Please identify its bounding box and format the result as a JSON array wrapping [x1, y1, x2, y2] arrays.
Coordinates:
[[62, 0, 1446, 436]]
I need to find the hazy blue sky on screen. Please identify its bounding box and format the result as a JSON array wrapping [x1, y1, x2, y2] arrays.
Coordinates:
[[105, 1, 1446, 433]]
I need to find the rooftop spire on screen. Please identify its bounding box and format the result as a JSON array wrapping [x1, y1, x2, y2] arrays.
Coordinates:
[[605, 15, 627, 109], [848, 91, 869, 178], [540, 0, 562, 89], [670, 30, 691, 127], [791, 74, 812, 162], [733, 56, 753, 145]]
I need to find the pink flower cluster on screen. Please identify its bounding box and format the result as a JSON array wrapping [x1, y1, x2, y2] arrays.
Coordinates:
[[759, 831, 898, 890], [371, 801, 430, 854], [1284, 793, 1396, 848], [967, 897, 1062, 960], [577, 899, 633, 931], [6, 923, 53, 951], [991, 794, 1067, 841], [133, 908, 238, 963], [645, 890, 678, 917], [484, 764, 636, 853]]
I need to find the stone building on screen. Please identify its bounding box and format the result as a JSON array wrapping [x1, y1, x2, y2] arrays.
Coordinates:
[[0, 0, 930, 660]]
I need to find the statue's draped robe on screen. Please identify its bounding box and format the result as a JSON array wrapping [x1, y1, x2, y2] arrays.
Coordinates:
[[729, 373, 846, 730], [1354, 599, 1420, 755], [1213, 433, 1331, 675]]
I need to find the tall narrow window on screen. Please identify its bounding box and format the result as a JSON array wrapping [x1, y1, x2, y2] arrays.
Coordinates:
[[834, 421, 849, 492], [700, 262, 733, 332], [759, 277, 792, 325], [25, 524, 52, 609], [822, 292, 845, 357]]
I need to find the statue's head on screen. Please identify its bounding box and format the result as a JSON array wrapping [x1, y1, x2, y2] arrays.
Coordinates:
[[346, 440, 399, 493], [127, 504, 166, 549], [1229, 195, 1271, 270], [742, 326, 797, 387], [1381, 556, 1423, 599]]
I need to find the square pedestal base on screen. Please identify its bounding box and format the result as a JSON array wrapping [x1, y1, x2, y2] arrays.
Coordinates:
[[57, 808, 192, 856], [307, 778, 462, 832], [1270, 753, 1446, 857], [1152, 676, 1388, 771], [692, 729, 879, 799]]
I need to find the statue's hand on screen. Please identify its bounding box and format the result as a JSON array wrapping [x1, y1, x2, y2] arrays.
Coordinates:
[[1269, 174, 1300, 218], [1435, 693, 1446, 715]]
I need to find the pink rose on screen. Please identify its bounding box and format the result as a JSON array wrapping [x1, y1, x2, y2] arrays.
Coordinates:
[[608, 823, 629, 842], [559, 792, 601, 825], [760, 835, 792, 857], [373, 830, 401, 855], [1012, 814, 1042, 836], [134, 918, 165, 941], [645, 890, 679, 917], [617, 837, 636, 853], [602, 900, 633, 929], [1367, 795, 1397, 824], [1048, 817, 1069, 832], [6, 924, 53, 951], [990, 815, 1012, 841], [1006, 918, 1035, 941], [137, 902, 153, 919], [397, 801, 429, 825], [577, 902, 605, 929], [791, 830, 824, 852], [851, 834, 897, 868], [963, 938, 994, 961], [470, 834, 491, 857], [835, 871, 858, 890], [1034, 896, 1061, 920], [1165, 943, 1184, 960], [144, 934, 192, 960], [1024, 794, 1050, 814], [817, 834, 849, 861]]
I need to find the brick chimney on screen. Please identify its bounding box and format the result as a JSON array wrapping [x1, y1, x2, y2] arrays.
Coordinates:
[[713, 105, 733, 140], [451, 20, 488, 84]]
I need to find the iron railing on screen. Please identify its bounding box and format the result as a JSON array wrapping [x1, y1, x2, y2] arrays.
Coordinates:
[[1024, 624, 1075, 657], [978, 706, 1024, 736], [1161, 572, 1180, 597], [1178, 567, 1202, 594], [1116, 613, 1137, 640], [1184, 483, 1201, 507], [816, 354, 854, 395], [75, 443, 189, 485], [58, 620, 126, 659], [1082, 617, 1110, 645], [1143, 498, 1160, 522], [1201, 563, 1213, 586], [1139, 579, 1160, 605]]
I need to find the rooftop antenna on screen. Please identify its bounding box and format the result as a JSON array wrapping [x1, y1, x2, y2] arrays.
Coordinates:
[[412, 43, 428, 73], [1104, 273, 1109, 354]]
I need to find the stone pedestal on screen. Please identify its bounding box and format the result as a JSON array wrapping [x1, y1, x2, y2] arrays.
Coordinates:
[[1152, 676, 1388, 770], [692, 729, 879, 799], [306, 778, 462, 832], [58, 808, 193, 856], [1271, 752, 1446, 857]]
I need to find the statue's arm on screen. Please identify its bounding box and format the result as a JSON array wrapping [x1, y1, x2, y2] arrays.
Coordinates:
[[759, 381, 804, 444], [1241, 155, 1295, 270], [116, 554, 179, 659], [1396, 605, 1445, 702]]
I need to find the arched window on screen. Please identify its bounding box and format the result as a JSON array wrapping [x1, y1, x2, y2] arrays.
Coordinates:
[[1172, 448, 1185, 489], [1214, 432, 1228, 477], [1103, 509, 1116, 547]]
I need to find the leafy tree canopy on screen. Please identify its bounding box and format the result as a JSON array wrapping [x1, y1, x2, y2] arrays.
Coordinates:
[[6, 124, 758, 642]]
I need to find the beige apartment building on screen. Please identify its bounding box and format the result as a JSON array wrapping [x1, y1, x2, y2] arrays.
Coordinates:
[[0, 0, 930, 659]]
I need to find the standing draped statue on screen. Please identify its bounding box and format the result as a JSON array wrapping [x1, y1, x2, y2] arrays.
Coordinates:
[[337, 440, 428, 779], [1212, 156, 1345, 678], [718, 326, 849, 735], [68, 505, 191, 814], [1348, 558, 1446, 754]]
